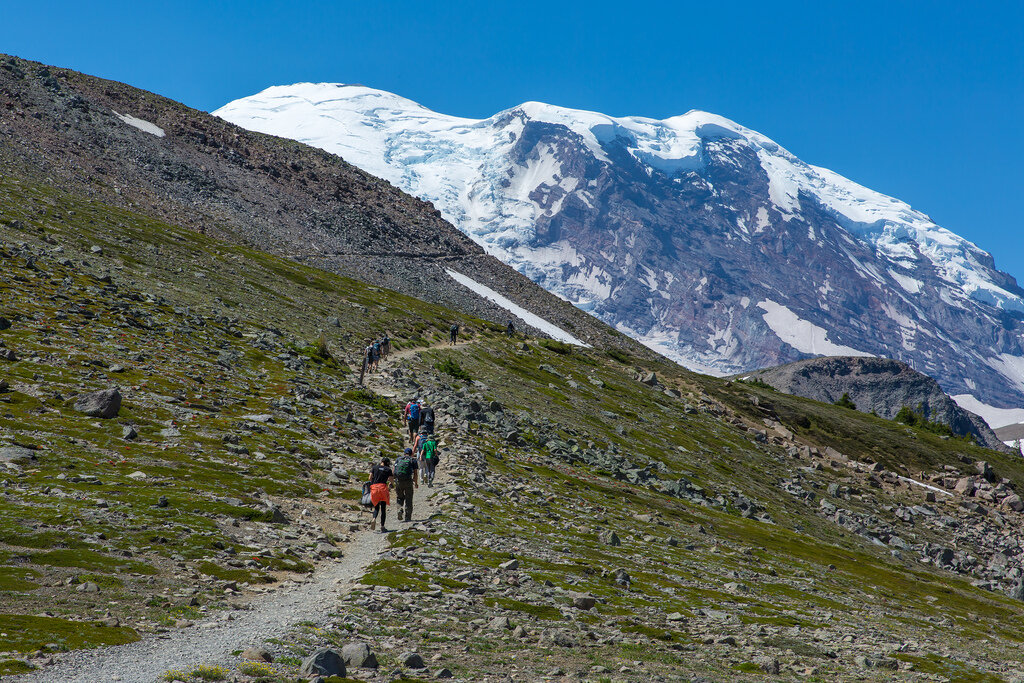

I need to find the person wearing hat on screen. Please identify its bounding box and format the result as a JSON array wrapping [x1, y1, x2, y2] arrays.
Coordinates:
[[393, 447, 419, 523]]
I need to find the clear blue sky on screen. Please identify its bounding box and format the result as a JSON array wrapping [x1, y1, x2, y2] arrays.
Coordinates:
[[3, 1, 1022, 284]]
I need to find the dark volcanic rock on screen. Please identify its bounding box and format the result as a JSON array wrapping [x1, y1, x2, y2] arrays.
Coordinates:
[[747, 356, 1007, 451]]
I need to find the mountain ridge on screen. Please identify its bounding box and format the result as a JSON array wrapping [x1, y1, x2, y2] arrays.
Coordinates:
[[215, 83, 1024, 415]]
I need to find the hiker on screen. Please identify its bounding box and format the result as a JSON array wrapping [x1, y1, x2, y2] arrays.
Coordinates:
[[404, 397, 421, 441], [419, 399, 435, 435], [506, 319, 516, 337], [449, 323, 458, 346], [393, 447, 419, 522], [382, 332, 391, 359], [372, 339, 382, 366], [368, 456, 394, 533], [421, 433, 440, 487], [412, 429, 428, 482]]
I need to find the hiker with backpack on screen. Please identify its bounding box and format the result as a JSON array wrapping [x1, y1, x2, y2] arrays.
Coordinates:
[[419, 400, 435, 435], [449, 323, 458, 346], [405, 398, 421, 442], [506, 319, 516, 337], [372, 339, 382, 366], [393, 447, 419, 522], [421, 433, 440, 487], [368, 456, 394, 533], [382, 332, 391, 359]]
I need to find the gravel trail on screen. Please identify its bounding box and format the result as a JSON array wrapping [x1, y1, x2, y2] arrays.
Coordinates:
[[23, 483, 440, 683]]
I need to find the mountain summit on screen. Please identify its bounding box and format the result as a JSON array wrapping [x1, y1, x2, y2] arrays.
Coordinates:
[[216, 84, 1024, 415]]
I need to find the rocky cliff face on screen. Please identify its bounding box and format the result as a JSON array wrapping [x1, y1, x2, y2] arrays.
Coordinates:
[[746, 356, 1008, 451], [0, 55, 625, 351], [215, 84, 1024, 413]]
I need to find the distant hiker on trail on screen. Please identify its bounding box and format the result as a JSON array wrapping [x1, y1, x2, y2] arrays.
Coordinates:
[[393, 447, 419, 522], [368, 456, 394, 533], [419, 400, 435, 435], [506, 319, 516, 337], [372, 339, 382, 366], [421, 433, 440, 487], [404, 398, 421, 441], [449, 323, 459, 346], [412, 429, 428, 482], [382, 332, 391, 359]]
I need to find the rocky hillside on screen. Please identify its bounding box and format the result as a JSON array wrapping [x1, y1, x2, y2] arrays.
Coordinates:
[[744, 356, 1008, 451], [6, 58, 1024, 681], [215, 84, 1024, 415], [0, 54, 623, 350]]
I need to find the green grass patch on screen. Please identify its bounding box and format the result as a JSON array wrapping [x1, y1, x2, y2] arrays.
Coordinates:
[[0, 614, 139, 652], [29, 549, 158, 575]]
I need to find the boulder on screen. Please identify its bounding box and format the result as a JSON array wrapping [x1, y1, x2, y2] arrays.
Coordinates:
[[241, 647, 274, 663], [0, 317, 10, 330], [599, 530, 621, 547], [341, 641, 378, 669], [0, 348, 17, 362], [639, 371, 659, 386], [299, 648, 345, 677], [1003, 494, 1024, 511], [121, 425, 138, 440], [0, 446, 37, 465], [572, 595, 597, 610], [74, 389, 122, 418], [401, 652, 425, 669], [488, 616, 511, 631], [499, 559, 519, 571]]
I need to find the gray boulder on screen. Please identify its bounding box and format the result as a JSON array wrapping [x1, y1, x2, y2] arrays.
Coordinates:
[[341, 641, 378, 669], [299, 648, 345, 677], [401, 652, 425, 669], [0, 446, 37, 464], [0, 317, 10, 330], [74, 388, 122, 418]]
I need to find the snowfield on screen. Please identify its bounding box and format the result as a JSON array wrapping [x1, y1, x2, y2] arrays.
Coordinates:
[[445, 269, 589, 347]]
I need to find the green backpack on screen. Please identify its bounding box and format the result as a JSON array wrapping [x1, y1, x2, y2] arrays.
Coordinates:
[[394, 456, 415, 480]]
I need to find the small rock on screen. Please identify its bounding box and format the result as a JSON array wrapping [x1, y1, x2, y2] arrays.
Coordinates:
[[127, 471, 147, 481], [0, 317, 10, 330], [499, 559, 519, 571], [437, 669, 454, 679], [599, 530, 621, 547], [90, 245, 103, 255], [300, 648, 345, 677], [76, 581, 100, 593], [121, 425, 138, 440], [666, 612, 686, 622], [0, 348, 17, 362], [157, 496, 169, 508]]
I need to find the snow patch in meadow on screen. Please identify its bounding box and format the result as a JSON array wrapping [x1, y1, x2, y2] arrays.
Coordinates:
[[445, 269, 589, 347]]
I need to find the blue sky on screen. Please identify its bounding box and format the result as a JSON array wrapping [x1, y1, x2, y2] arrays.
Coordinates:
[[3, 0, 1022, 283]]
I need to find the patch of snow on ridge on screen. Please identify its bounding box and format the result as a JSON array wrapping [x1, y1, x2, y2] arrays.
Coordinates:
[[756, 300, 873, 358], [445, 270, 589, 347], [951, 394, 1024, 430], [113, 111, 165, 137]]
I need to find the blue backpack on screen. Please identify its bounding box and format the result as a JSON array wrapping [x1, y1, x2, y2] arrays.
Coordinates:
[[409, 403, 421, 420]]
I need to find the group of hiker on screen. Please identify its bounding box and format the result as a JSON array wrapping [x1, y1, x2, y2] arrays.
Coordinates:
[[362, 333, 391, 373], [364, 396, 441, 533]]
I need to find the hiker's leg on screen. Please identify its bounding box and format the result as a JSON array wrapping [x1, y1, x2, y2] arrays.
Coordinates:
[[379, 503, 387, 529]]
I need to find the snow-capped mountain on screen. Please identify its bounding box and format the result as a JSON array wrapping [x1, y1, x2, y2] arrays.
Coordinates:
[[215, 84, 1024, 413]]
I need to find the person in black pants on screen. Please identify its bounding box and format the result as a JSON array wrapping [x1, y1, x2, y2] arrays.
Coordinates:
[[368, 457, 393, 533], [449, 323, 458, 346]]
